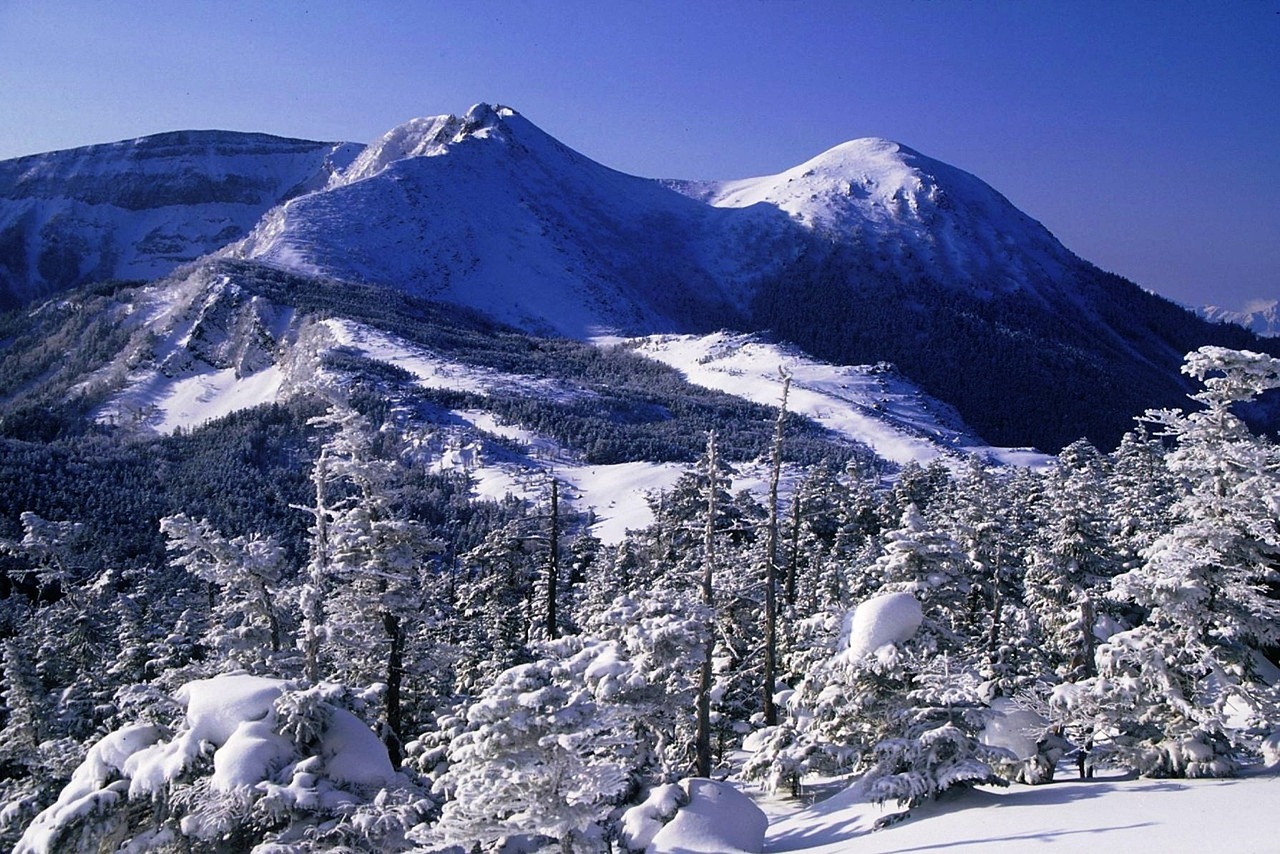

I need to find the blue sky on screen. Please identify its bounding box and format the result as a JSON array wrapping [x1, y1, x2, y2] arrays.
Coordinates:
[[1, 0, 1276, 310]]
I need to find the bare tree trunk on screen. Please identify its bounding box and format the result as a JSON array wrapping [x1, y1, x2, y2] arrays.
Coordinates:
[[302, 452, 330, 683], [253, 576, 282, 653], [785, 491, 802, 608], [1078, 594, 1096, 679], [763, 371, 791, 726], [383, 610, 405, 766], [545, 478, 560, 639], [695, 432, 718, 779]]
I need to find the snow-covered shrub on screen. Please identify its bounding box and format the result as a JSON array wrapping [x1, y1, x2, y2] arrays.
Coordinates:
[[860, 658, 1010, 807], [1051, 627, 1252, 778], [740, 722, 820, 796], [14, 674, 424, 853]]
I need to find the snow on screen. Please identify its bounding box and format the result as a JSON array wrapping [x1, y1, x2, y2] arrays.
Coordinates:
[[759, 765, 1280, 852], [16, 674, 397, 853], [620, 783, 686, 851], [650, 779, 769, 854], [152, 365, 285, 432], [1198, 298, 1280, 338], [318, 706, 398, 788], [559, 461, 687, 544], [231, 104, 763, 338], [177, 673, 287, 745], [0, 130, 362, 302], [621, 332, 1051, 469], [682, 135, 1073, 298], [212, 717, 293, 791], [840, 591, 923, 661]]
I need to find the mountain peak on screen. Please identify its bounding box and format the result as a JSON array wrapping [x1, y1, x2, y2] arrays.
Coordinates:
[[335, 103, 520, 186]]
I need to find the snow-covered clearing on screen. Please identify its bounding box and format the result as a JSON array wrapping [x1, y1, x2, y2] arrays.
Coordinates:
[[151, 365, 285, 433]]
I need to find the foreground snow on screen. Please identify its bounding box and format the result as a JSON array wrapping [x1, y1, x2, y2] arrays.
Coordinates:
[[754, 766, 1279, 853]]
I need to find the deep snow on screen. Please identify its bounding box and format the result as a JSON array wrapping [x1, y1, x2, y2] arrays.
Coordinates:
[[753, 765, 1279, 853]]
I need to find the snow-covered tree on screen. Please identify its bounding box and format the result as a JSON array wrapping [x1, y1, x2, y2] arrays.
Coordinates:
[[160, 514, 289, 672], [423, 640, 633, 852], [860, 655, 1009, 808], [1063, 347, 1280, 776], [1023, 440, 1118, 681], [585, 588, 711, 785], [1114, 347, 1280, 658], [454, 520, 539, 693], [791, 590, 1008, 806], [297, 402, 444, 763], [0, 513, 87, 606], [871, 504, 976, 652]]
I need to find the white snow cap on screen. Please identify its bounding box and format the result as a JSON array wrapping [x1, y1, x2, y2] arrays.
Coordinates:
[[843, 591, 923, 660]]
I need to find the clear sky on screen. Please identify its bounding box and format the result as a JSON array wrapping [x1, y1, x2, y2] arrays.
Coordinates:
[[1, 0, 1276, 311]]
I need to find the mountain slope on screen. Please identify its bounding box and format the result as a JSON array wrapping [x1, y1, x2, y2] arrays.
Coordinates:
[[225, 105, 1278, 449], [673, 136, 1073, 300], [0, 131, 361, 308]]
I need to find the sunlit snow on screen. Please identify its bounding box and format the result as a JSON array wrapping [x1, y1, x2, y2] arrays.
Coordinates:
[[620, 331, 1050, 468]]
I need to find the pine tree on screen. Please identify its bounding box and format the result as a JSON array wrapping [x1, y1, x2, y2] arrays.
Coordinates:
[[872, 504, 975, 653], [425, 641, 632, 852]]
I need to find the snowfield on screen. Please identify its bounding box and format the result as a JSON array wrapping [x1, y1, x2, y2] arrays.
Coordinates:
[[620, 331, 1050, 469]]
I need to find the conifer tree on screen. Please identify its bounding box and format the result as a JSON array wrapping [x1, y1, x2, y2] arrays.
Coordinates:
[[1063, 347, 1280, 776], [1023, 440, 1117, 681]]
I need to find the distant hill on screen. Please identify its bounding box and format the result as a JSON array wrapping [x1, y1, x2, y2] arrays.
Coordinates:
[[1199, 299, 1280, 338]]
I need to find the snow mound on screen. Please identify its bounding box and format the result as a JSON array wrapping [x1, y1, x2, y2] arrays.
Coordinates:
[[841, 592, 923, 661], [619, 782, 686, 852], [16, 675, 396, 853], [649, 779, 767, 854]]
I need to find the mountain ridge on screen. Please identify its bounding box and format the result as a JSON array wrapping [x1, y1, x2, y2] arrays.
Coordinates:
[[2, 103, 1275, 452], [0, 130, 362, 308]]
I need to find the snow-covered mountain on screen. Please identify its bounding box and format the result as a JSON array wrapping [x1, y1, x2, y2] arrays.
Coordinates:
[[670, 136, 1073, 299], [1199, 299, 1280, 338], [0, 130, 361, 308], [230, 104, 1082, 335], [11, 259, 1039, 545], [2, 104, 1274, 451], [228, 104, 779, 336]]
